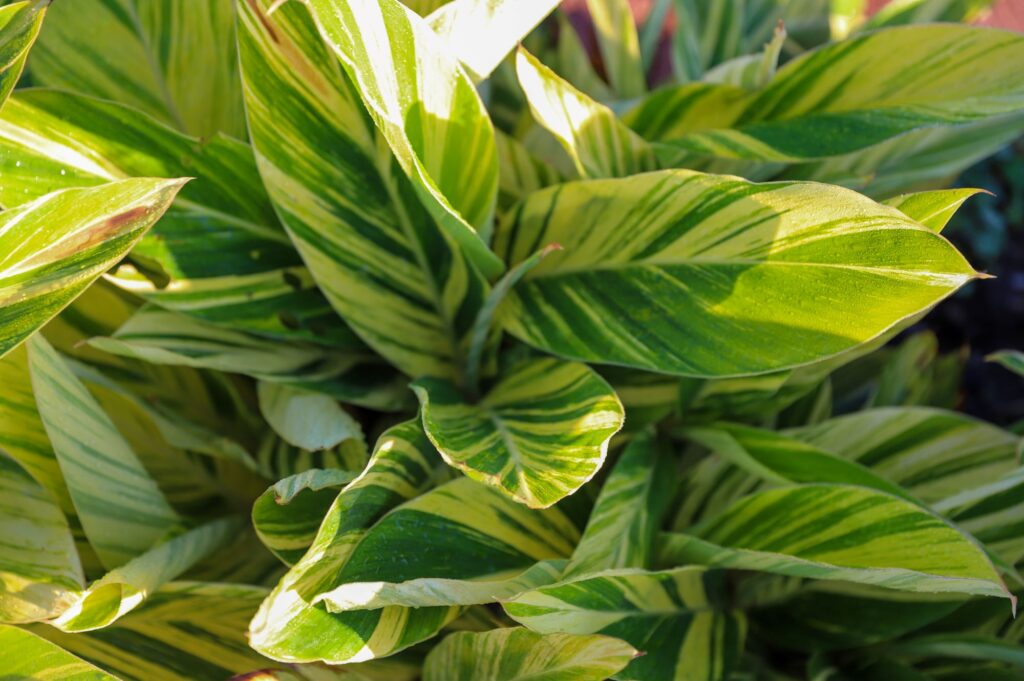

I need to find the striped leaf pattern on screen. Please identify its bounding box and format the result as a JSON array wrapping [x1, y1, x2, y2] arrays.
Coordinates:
[[257, 383, 363, 453], [661, 484, 1012, 602], [0, 624, 117, 680], [249, 421, 581, 664], [505, 567, 745, 681], [413, 358, 625, 508], [238, 0, 488, 380], [0, 178, 184, 359], [304, 0, 503, 277], [29, 0, 244, 138], [516, 48, 657, 179], [426, 0, 561, 81], [0, 91, 358, 348], [423, 628, 638, 681], [494, 169, 977, 377], [563, 432, 675, 578], [585, 0, 645, 98], [0, 0, 47, 108], [632, 25, 1024, 162], [883, 188, 985, 232], [27, 334, 179, 570]]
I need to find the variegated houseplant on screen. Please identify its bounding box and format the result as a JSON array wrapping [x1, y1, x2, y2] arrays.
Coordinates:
[[1, 0, 1022, 679]]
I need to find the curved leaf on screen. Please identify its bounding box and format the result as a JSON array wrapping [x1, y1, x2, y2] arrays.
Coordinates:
[[0, 178, 185, 359], [585, 0, 645, 98], [494, 169, 977, 377], [257, 383, 363, 452], [0, 0, 47, 108], [883, 188, 985, 232], [661, 484, 1012, 603], [423, 628, 638, 681], [414, 358, 624, 508], [304, 0, 502, 277], [29, 0, 243, 138], [0, 624, 116, 680]]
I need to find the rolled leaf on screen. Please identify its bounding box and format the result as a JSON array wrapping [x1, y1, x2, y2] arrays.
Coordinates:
[[423, 627, 638, 681], [0, 178, 185, 359], [414, 357, 625, 508], [661, 484, 1013, 603], [0, 0, 47, 108], [494, 169, 978, 377]]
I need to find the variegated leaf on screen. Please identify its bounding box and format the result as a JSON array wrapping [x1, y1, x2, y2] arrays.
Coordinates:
[[304, 0, 503, 277], [883, 188, 985, 232], [585, 0, 645, 98], [423, 627, 638, 681], [413, 357, 624, 508], [257, 383, 363, 453], [0, 624, 116, 680], [0, 0, 47, 108], [505, 567, 745, 681], [0, 178, 184, 359], [239, 0, 489, 380], [0, 90, 359, 348], [661, 484, 1012, 603], [988, 350, 1024, 378], [29, 0, 244, 138], [494, 169, 977, 377]]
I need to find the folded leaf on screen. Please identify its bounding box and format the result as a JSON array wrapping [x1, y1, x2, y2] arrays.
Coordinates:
[[305, 0, 503, 277], [28, 332, 180, 571], [427, 0, 561, 81], [257, 383, 363, 452], [414, 357, 624, 508], [661, 484, 1012, 603], [0, 624, 116, 680], [29, 0, 244, 138], [494, 169, 977, 377], [505, 567, 745, 681], [0, 178, 185, 359], [0, 91, 359, 348], [423, 627, 638, 681], [563, 431, 674, 578], [0, 0, 47, 108], [238, 0, 489, 380]]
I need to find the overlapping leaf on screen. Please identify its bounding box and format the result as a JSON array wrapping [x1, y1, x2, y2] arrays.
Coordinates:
[[0, 0, 47, 108], [0, 624, 117, 680]]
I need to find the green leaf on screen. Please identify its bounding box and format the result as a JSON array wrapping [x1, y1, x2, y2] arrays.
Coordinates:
[[426, 0, 561, 81], [0, 90, 359, 348], [505, 567, 745, 681], [0, 177, 185, 359], [253, 469, 358, 566], [883, 188, 985, 232], [861, 0, 996, 30], [29, 0, 244, 138], [249, 422, 580, 664], [887, 634, 1024, 667], [257, 383, 363, 452], [937, 466, 1024, 565], [0, 450, 83, 623], [495, 130, 561, 210], [516, 48, 657, 179], [585, 0, 645, 98], [0, 0, 47, 109], [661, 484, 1013, 603], [27, 334, 179, 571], [238, 0, 489, 380], [413, 357, 624, 508], [0, 623, 116, 680], [563, 431, 674, 578], [304, 0, 503, 278], [988, 350, 1024, 378], [632, 25, 1024, 162], [494, 169, 977, 377], [423, 628, 638, 681]]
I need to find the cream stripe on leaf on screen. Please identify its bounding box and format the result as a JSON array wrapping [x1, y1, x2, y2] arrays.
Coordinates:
[[33, 582, 274, 681], [630, 25, 1024, 162], [937, 467, 1024, 566], [0, 624, 117, 681], [423, 628, 638, 681], [27, 335, 179, 571], [257, 382, 363, 453], [0, 91, 361, 350], [505, 567, 745, 681], [29, 0, 243, 138], [426, 0, 562, 82], [516, 48, 657, 180], [238, 0, 488, 381], [0, 0, 47, 109], [494, 169, 978, 378], [413, 357, 625, 509], [0, 450, 83, 624], [304, 0, 503, 278], [660, 484, 1013, 604], [585, 0, 645, 99], [0, 177, 184, 360], [562, 431, 675, 578], [883, 188, 986, 233], [249, 421, 581, 664]]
